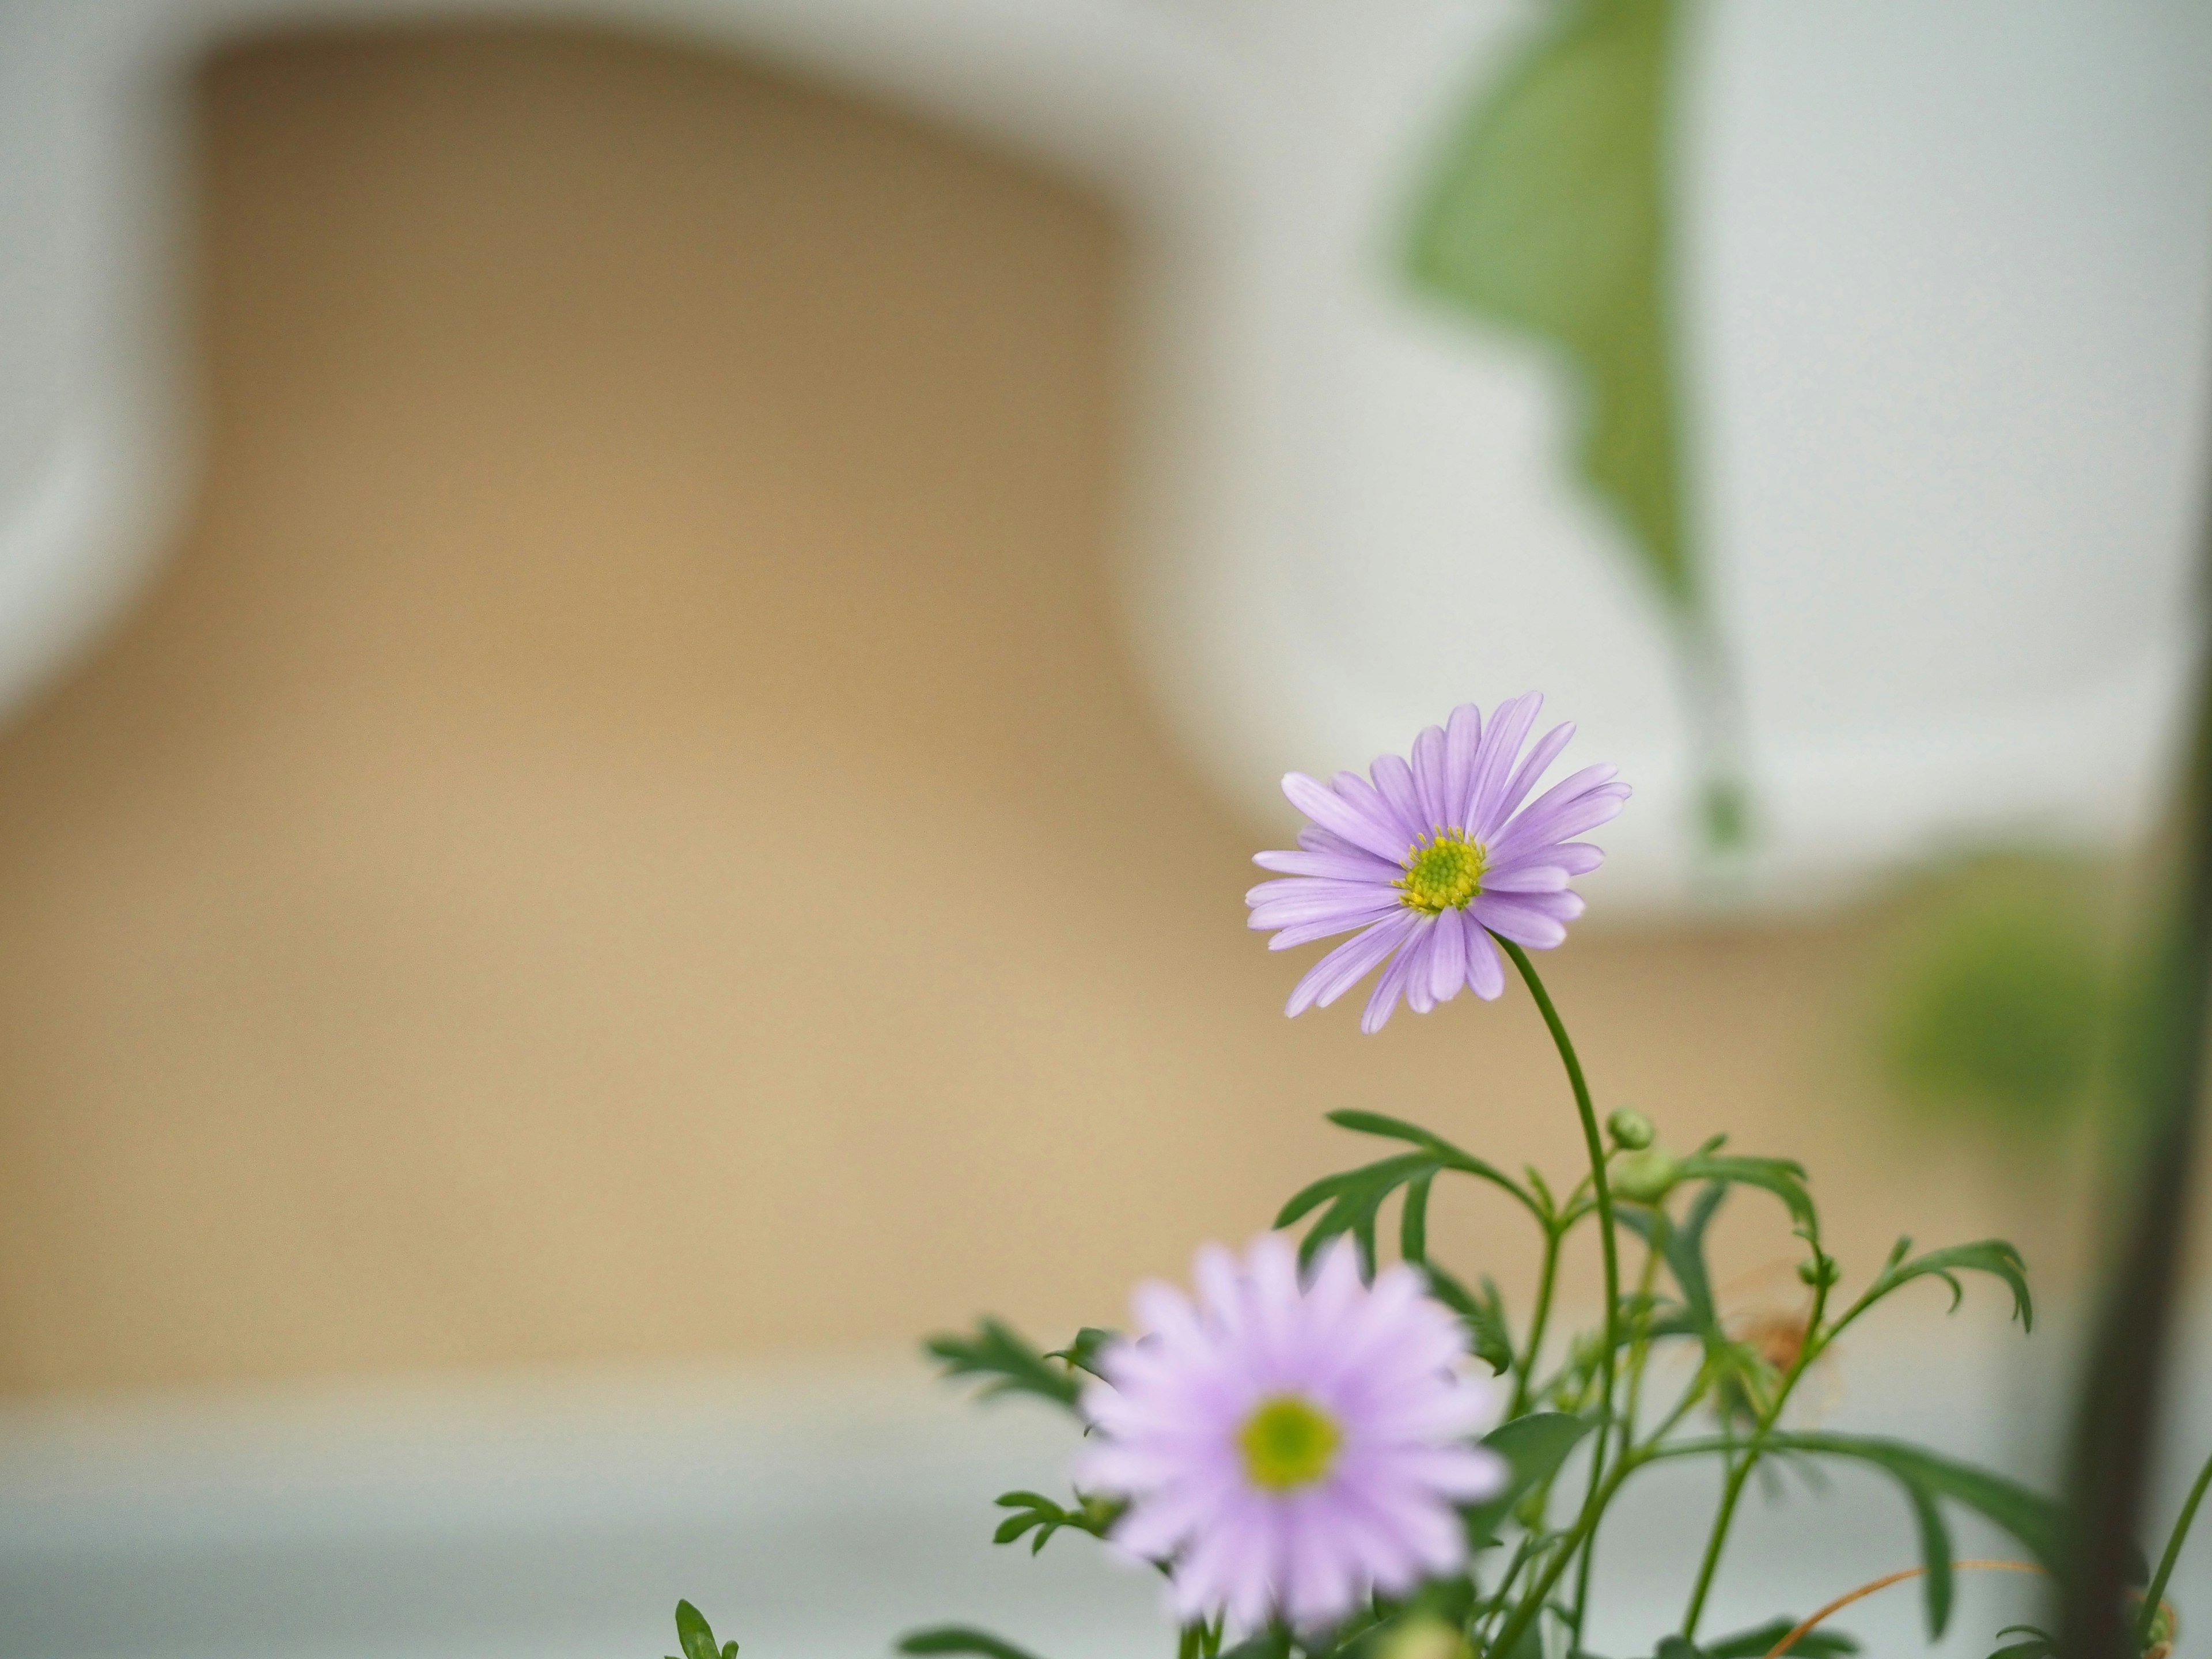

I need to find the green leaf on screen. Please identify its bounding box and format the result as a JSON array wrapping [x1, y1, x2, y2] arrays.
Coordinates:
[[1404, 0, 1688, 608], [1856, 1237, 2033, 1332], [1324, 1111, 1544, 1216], [1764, 1431, 2066, 1576], [1042, 1327, 1119, 1380], [1461, 1411, 1595, 1546], [899, 1628, 1050, 1659], [1215, 1630, 1291, 1659], [1419, 1262, 1516, 1375], [990, 1490, 1120, 1555], [674, 1601, 731, 1659], [1906, 1479, 1956, 1637], [923, 1320, 1082, 1411], [1986, 1625, 2058, 1659], [1658, 1181, 1727, 1339], [1698, 1619, 1858, 1658], [1278, 1152, 1441, 1274], [1673, 1153, 1816, 1234]]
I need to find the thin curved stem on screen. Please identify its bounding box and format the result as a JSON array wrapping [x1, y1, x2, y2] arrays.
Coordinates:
[[2140, 1443, 2212, 1644], [1509, 1224, 1563, 1419], [1680, 1243, 1833, 1637], [1763, 1561, 2044, 1659], [1498, 938, 1621, 1638]]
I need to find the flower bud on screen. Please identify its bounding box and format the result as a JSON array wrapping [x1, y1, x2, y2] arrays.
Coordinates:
[[1612, 1147, 1681, 1205], [1797, 1255, 1840, 1289], [1374, 1617, 1473, 1659], [1606, 1107, 1656, 1150]]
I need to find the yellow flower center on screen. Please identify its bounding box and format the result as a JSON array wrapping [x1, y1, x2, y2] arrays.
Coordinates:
[[1398, 832, 1486, 914], [1238, 1395, 1342, 1492]]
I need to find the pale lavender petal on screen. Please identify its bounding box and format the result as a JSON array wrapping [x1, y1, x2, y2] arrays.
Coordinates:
[[1426, 908, 1468, 1003], [1465, 927, 1505, 999], [1253, 847, 1404, 882], [1442, 704, 1483, 830], [1284, 916, 1415, 1016], [1332, 770, 1421, 853], [1264, 908, 1403, 952], [1489, 766, 1625, 858], [1464, 692, 1541, 830], [1480, 863, 1570, 893], [1408, 724, 1450, 832], [1368, 753, 1425, 844], [1281, 772, 1405, 862], [1480, 719, 1575, 839], [1472, 894, 1571, 948], [1402, 923, 1440, 1016], [1361, 938, 1420, 1034]]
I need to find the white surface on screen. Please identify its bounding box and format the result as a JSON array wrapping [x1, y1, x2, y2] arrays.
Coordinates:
[[3, 1312, 2209, 1659], [2, 1, 2210, 911]]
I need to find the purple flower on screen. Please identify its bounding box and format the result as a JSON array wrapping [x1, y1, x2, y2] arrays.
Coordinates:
[[1074, 1235, 1506, 1633], [1247, 694, 1628, 1033]]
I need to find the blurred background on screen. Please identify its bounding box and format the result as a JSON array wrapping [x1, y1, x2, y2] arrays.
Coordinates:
[[1, 3, 2210, 1657]]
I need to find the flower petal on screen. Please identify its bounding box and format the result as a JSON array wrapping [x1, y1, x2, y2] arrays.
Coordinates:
[[1465, 692, 1541, 830], [1281, 772, 1405, 862], [1466, 927, 1506, 999], [1286, 914, 1417, 1016], [1480, 719, 1575, 839]]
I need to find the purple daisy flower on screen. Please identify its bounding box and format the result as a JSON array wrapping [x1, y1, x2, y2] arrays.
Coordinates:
[[1247, 694, 1628, 1033], [1074, 1234, 1506, 1633]]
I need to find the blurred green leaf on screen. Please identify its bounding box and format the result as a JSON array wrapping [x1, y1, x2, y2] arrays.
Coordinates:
[[1879, 854, 2115, 1148], [1763, 1431, 2071, 1611], [1673, 1151, 1816, 1235], [923, 1320, 1082, 1411], [1986, 1624, 2058, 1659], [900, 1628, 1050, 1659], [990, 1490, 1121, 1555], [1697, 1618, 1858, 1658], [1461, 1411, 1595, 1547], [1854, 1237, 2033, 1332], [1041, 1328, 1118, 1381], [1406, 0, 1688, 608]]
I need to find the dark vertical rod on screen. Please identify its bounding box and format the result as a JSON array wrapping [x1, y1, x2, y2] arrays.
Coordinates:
[[2057, 536, 2212, 1654]]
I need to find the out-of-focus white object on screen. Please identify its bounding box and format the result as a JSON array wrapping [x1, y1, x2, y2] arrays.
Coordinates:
[[3, 0, 2209, 911]]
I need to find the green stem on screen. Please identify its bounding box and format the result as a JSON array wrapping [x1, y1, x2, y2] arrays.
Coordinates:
[[1574, 1232, 1666, 1628], [2139, 1444, 2212, 1644], [1487, 1450, 1641, 1659], [1499, 938, 1622, 1623], [1679, 1255, 1832, 1638], [1510, 1225, 1563, 1419]]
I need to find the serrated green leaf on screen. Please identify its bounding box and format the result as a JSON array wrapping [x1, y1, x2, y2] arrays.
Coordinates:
[[1673, 1154, 1816, 1234], [1405, 0, 1688, 608], [1279, 1152, 1440, 1274], [899, 1627, 1050, 1659], [1042, 1328, 1119, 1380], [923, 1320, 1082, 1411], [1859, 1238, 2033, 1332], [1763, 1432, 2065, 1571], [1461, 1411, 1595, 1547]]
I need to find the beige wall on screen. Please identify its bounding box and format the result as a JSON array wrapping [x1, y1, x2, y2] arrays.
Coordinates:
[[0, 26, 2090, 1396]]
